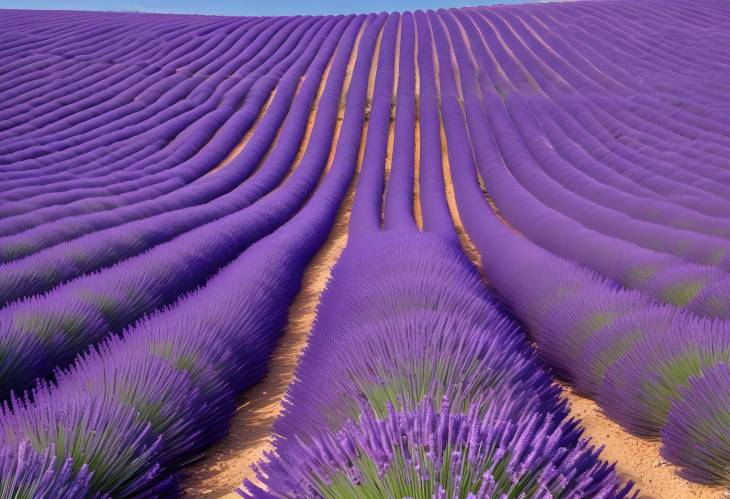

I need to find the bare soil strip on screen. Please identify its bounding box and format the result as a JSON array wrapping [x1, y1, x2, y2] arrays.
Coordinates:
[[206, 87, 278, 176], [564, 387, 724, 499], [180, 182, 354, 497]]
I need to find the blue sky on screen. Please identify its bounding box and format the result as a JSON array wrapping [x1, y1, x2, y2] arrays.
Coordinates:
[[2, 0, 561, 16]]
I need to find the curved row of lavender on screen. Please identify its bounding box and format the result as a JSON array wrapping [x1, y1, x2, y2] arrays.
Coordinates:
[[0, 14, 300, 224], [0, 16, 346, 302], [432, 0, 730, 486], [0, 15, 329, 251], [0, 13, 362, 401], [243, 11, 631, 497], [0, 11, 373, 495], [454, 0, 730, 321]]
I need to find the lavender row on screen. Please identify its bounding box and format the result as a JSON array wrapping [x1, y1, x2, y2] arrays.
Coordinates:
[[455, 162, 730, 485], [0, 15, 345, 278], [519, 3, 730, 198], [0, 16, 269, 190], [0, 17, 322, 226], [519, 0, 730, 165], [485, 92, 730, 269], [0, 75, 361, 491], [0, 32, 301, 233], [440, 6, 730, 320], [0, 14, 263, 156], [489, 4, 730, 218], [248, 232, 631, 497], [0, 12, 369, 496], [0, 15, 260, 170], [0, 16, 327, 256], [0, 16, 294, 169], [458, 7, 730, 261], [466, 4, 730, 211], [440, 7, 730, 484]]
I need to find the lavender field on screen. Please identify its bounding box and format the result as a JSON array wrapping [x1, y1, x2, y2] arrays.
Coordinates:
[[1, 0, 729, 497]]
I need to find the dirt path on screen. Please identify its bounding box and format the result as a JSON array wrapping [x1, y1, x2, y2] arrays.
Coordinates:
[[180, 183, 353, 497], [564, 388, 725, 499]]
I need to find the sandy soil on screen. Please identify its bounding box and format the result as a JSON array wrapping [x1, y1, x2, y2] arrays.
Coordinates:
[[180, 184, 353, 497], [206, 88, 278, 176], [564, 387, 725, 499]]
